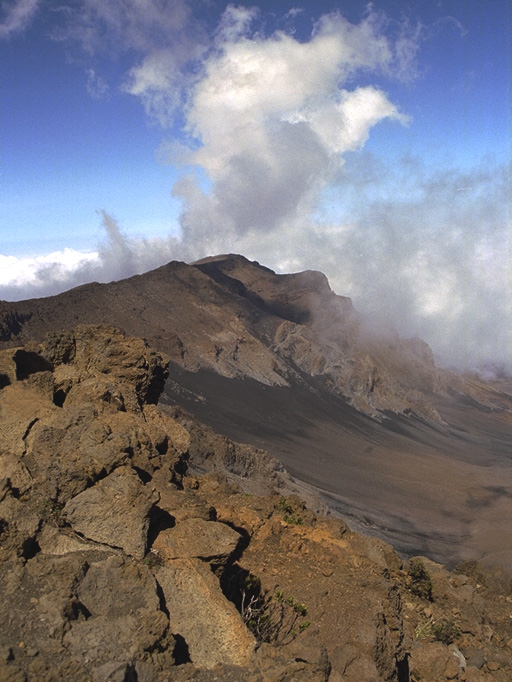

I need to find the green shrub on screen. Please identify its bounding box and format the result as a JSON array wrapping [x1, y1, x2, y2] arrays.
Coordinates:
[[416, 616, 461, 644], [241, 578, 310, 645], [274, 497, 303, 525], [408, 559, 433, 601], [432, 620, 460, 645], [39, 499, 64, 527]]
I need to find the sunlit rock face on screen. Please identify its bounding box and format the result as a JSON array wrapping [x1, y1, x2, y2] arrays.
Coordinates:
[[0, 255, 511, 571], [1, 324, 511, 682]]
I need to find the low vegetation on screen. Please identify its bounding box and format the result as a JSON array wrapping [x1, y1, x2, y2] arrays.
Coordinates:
[[408, 558, 433, 601], [238, 574, 311, 646], [227, 571, 311, 646], [415, 617, 461, 645], [274, 497, 304, 526]]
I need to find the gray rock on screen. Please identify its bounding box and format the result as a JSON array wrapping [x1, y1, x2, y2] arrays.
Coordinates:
[[37, 525, 115, 556], [77, 554, 160, 617], [465, 647, 486, 670], [63, 611, 169, 665]]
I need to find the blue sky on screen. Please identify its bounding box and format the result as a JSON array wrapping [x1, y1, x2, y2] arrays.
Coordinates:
[[0, 0, 510, 372]]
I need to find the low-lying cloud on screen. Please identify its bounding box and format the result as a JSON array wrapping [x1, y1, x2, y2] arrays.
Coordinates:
[[1, 2, 510, 375]]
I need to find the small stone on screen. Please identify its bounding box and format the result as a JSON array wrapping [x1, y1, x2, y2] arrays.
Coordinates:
[[464, 647, 485, 670], [482, 625, 493, 641], [487, 661, 501, 671], [444, 655, 461, 679]]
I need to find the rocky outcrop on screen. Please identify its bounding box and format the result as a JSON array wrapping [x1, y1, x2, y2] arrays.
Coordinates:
[[192, 255, 511, 421], [0, 326, 328, 680], [0, 325, 510, 681]]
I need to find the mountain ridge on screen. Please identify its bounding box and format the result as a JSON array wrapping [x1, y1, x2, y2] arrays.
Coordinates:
[[1, 254, 508, 418], [0, 254, 511, 570]]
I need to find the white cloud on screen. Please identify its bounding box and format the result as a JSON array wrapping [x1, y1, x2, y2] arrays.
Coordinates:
[[175, 8, 411, 242], [293, 86, 410, 154], [123, 49, 181, 126], [0, 0, 39, 38], [215, 4, 259, 43], [227, 159, 511, 374], [3, 4, 508, 374], [0, 249, 98, 287]]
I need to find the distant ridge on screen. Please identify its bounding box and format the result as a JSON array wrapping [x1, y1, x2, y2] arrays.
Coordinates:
[[1, 254, 511, 568]]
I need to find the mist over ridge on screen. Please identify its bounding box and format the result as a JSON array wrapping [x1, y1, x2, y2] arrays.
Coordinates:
[[1, 178, 509, 380], [1, 2, 510, 377]]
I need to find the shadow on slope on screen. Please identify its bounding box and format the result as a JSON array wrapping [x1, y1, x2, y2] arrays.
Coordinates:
[[163, 365, 512, 571]]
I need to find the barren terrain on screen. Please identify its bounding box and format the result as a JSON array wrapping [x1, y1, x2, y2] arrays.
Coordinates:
[[1, 254, 510, 571]]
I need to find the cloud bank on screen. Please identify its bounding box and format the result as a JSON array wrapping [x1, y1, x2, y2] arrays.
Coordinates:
[[2, 2, 510, 374], [173, 8, 410, 247]]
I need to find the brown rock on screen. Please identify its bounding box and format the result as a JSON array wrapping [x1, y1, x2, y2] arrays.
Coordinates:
[[152, 517, 241, 563], [155, 558, 255, 668], [461, 667, 489, 682], [143, 403, 190, 455], [63, 466, 158, 559], [37, 525, 114, 556], [77, 554, 160, 616], [63, 610, 170, 668], [156, 485, 216, 523], [255, 640, 331, 681], [410, 642, 462, 680]]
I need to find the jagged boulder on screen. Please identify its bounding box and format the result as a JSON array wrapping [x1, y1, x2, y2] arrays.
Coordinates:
[[63, 466, 159, 559], [156, 558, 256, 668], [152, 517, 242, 563]]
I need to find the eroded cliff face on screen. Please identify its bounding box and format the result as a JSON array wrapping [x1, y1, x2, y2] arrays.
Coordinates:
[[191, 255, 511, 422], [1, 255, 510, 426], [0, 326, 510, 682]]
